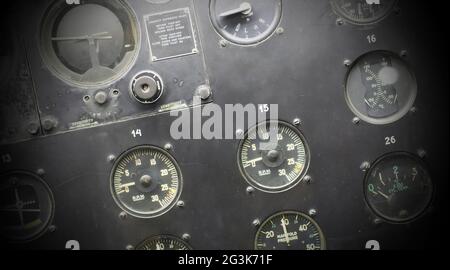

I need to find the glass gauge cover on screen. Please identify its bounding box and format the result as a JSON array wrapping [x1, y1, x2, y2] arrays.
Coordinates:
[[136, 235, 192, 250], [365, 152, 433, 223], [0, 171, 55, 242], [345, 50, 417, 125], [331, 0, 398, 25], [210, 0, 282, 45], [110, 146, 182, 219], [238, 120, 310, 193], [255, 211, 326, 250], [40, 0, 140, 88]]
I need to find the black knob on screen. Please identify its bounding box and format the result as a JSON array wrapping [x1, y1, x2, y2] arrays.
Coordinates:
[[130, 71, 164, 104]]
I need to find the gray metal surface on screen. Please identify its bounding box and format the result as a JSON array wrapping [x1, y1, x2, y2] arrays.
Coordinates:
[[0, 0, 448, 250]]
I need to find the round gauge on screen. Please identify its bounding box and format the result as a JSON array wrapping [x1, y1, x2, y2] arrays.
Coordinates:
[[209, 0, 282, 45], [0, 171, 55, 242], [345, 51, 417, 125], [40, 0, 140, 89], [238, 120, 310, 193], [136, 235, 192, 250], [331, 0, 398, 25], [255, 211, 326, 250], [110, 146, 183, 219], [365, 152, 433, 223]]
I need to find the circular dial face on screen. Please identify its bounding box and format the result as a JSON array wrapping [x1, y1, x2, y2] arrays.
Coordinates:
[[331, 0, 398, 25], [255, 211, 326, 250], [110, 146, 182, 218], [136, 235, 192, 250], [238, 121, 310, 193], [0, 171, 54, 242], [210, 0, 282, 45], [40, 0, 140, 88], [345, 51, 417, 125], [365, 152, 433, 223]]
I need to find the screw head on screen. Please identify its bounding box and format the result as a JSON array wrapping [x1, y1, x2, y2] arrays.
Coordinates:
[[219, 40, 227, 47], [197, 85, 212, 100], [352, 117, 361, 125], [344, 59, 352, 67], [246, 186, 255, 194], [107, 155, 116, 163], [308, 209, 317, 217], [417, 149, 427, 159], [276, 27, 284, 35], [94, 91, 108, 105], [360, 161, 371, 172], [182, 233, 191, 241], [400, 50, 408, 58], [48, 225, 57, 233], [252, 219, 261, 227], [119, 211, 127, 220], [303, 175, 312, 184], [27, 123, 40, 135], [177, 200, 185, 208], [293, 118, 301, 126], [36, 168, 45, 176], [236, 129, 244, 138], [164, 143, 173, 151], [336, 18, 345, 26], [126, 245, 134, 250]]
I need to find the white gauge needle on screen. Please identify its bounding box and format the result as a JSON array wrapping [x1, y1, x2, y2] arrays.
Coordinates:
[[281, 216, 290, 246], [219, 2, 252, 17], [243, 157, 263, 167]]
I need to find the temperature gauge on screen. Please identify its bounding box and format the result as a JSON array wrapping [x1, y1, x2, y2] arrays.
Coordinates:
[[365, 152, 433, 223]]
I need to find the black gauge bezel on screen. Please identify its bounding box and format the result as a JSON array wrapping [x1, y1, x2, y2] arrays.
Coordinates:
[[331, 0, 398, 26], [237, 120, 311, 193], [363, 151, 434, 224], [254, 211, 326, 250], [110, 145, 183, 219], [209, 0, 283, 46]]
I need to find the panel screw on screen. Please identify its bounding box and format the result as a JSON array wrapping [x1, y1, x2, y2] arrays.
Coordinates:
[[107, 155, 116, 163], [48, 225, 57, 233], [219, 40, 227, 47], [119, 211, 127, 220], [126, 245, 134, 250], [352, 117, 360, 125], [417, 149, 427, 159], [400, 50, 408, 58], [344, 59, 352, 67], [177, 200, 185, 208], [27, 123, 40, 135], [43, 119, 56, 132], [36, 168, 45, 176], [196, 85, 212, 100], [303, 175, 312, 184], [373, 218, 383, 226], [164, 143, 173, 151], [182, 233, 191, 241], [236, 129, 244, 138], [276, 27, 284, 35], [252, 219, 261, 227], [360, 161, 371, 172], [308, 209, 317, 217], [293, 118, 301, 126], [409, 106, 417, 114], [336, 18, 345, 26], [246, 186, 255, 194]]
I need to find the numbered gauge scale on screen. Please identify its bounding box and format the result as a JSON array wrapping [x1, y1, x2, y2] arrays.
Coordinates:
[[136, 235, 192, 250], [110, 146, 182, 218], [255, 211, 326, 250], [237, 120, 310, 193], [209, 0, 282, 45], [331, 0, 398, 25]]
